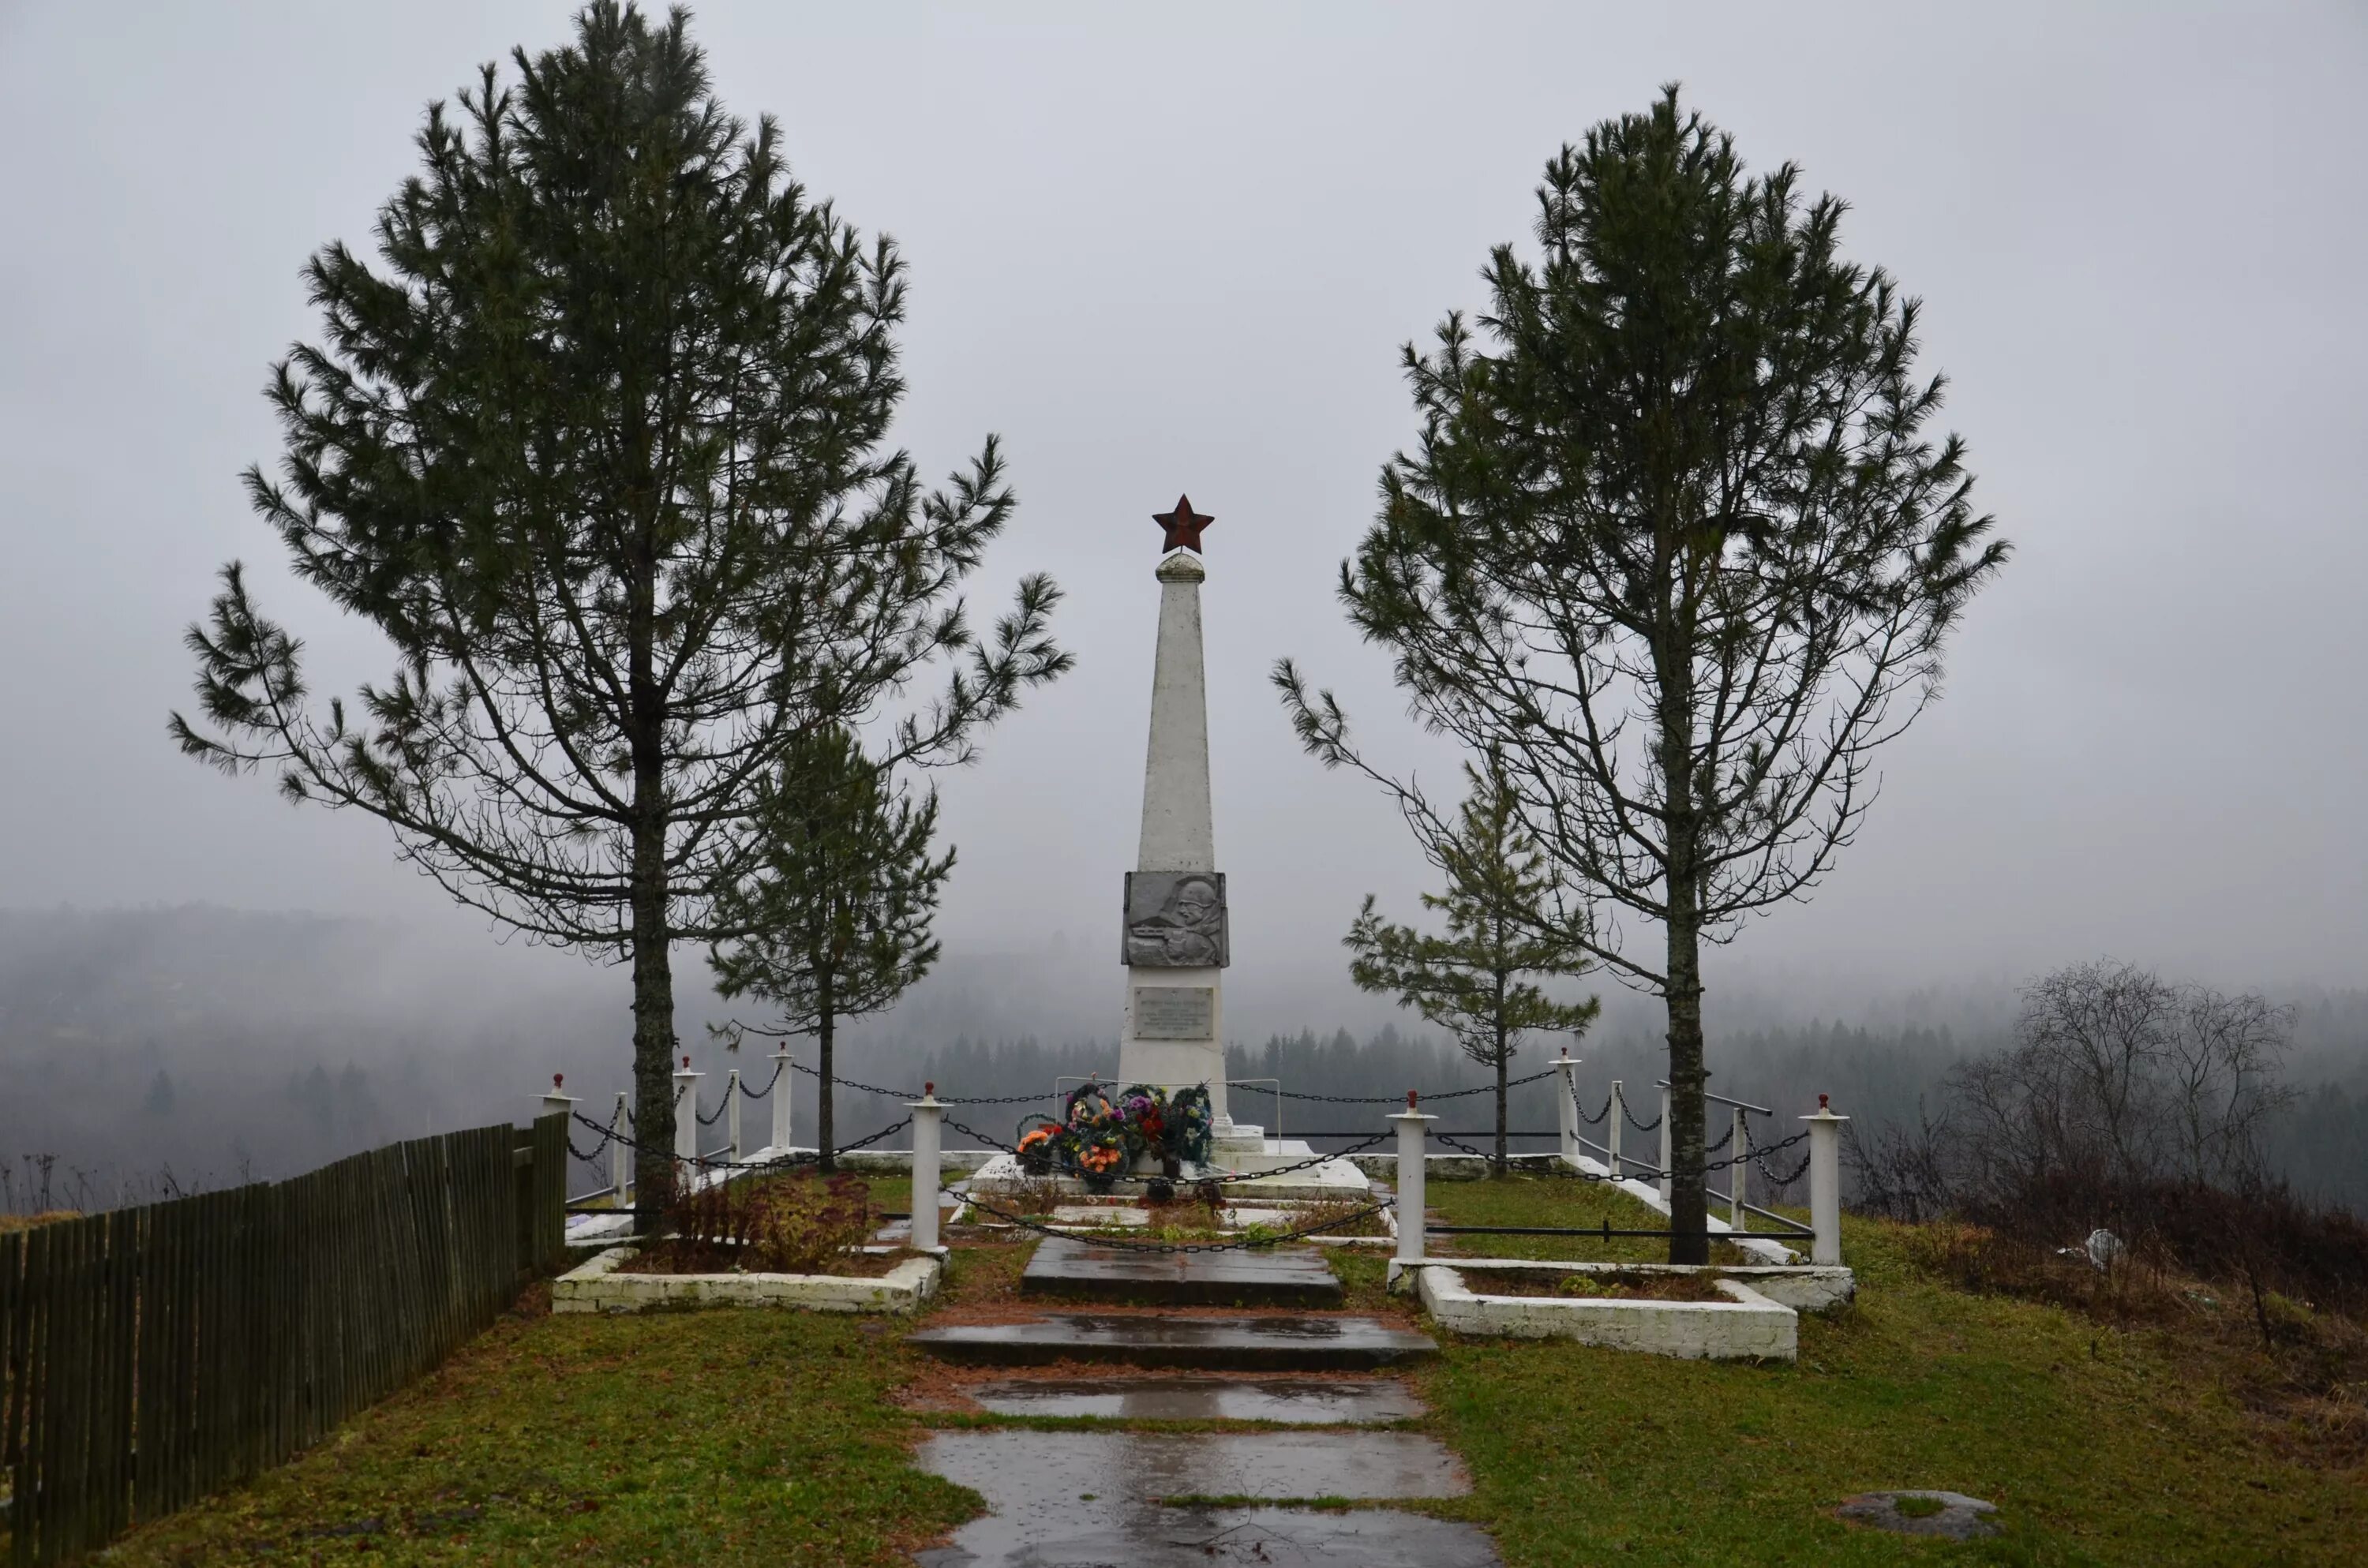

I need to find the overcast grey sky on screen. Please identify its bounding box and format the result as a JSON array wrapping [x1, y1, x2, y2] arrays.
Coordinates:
[[2, 2, 2362, 1031]]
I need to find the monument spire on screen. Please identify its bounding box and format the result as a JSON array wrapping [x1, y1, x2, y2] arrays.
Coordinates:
[[1120, 495, 1232, 1125], [1136, 544, 1214, 874]]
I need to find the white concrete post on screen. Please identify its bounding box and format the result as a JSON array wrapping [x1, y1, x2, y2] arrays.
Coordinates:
[[1658, 1084, 1673, 1201], [1801, 1095, 1849, 1266], [673, 1056, 703, 1169], [1608, 1080, 1623, 1175], [1552, 1053, 1581, 1172], [770, 1051, 795, 1157], [725, 1068, 742, 1162], [609, 1091, 631, 1208], [1729, 1107, 1748, 1228], [908, 1083, 944, 1254], [541, 1076, 578, 1214], [1392, 1092, 1436, 1266]]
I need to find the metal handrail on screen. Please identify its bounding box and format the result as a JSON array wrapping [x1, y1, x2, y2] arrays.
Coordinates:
[[1229, 1077, 1282, 1143], [1655, 1080, 1774, 1117]]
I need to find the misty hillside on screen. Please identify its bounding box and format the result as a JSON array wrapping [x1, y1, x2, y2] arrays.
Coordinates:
[[4, 906, 2363, 1214]]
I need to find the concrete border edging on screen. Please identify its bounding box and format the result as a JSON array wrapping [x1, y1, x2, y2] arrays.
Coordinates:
[[1399, 1261, 1800, 1360], [553, 1244, 943, 1315], [1401, 1256, 1852, 1313]]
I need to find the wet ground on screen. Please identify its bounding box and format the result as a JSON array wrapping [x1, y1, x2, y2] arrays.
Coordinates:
[[908, 1237, 1501, 1566], [913, 1431, 1493, 1566], [1018, 1235, 1346, 1307], [963, 1373, 1426, 1423], [907, 1309, 1437, 1369]]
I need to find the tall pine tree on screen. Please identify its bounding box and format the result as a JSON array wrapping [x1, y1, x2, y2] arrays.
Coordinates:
[[1280, 88, 2006, 1258], [172, 4, 1066, 1217]]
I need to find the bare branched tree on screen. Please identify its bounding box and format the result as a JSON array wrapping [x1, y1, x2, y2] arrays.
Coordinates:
[[1920, 960, 2298, 1216]]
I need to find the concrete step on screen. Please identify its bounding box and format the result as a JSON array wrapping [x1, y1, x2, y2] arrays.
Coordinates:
[[1019, 1235, 1344, 1308], [964, 1374, 1424, 1424], [908, 1312, 1437, 1372], [912, 1429, 1497, 1566]]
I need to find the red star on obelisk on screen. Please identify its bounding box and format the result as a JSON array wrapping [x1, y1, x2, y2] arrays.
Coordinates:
[[1153, 494, 1213, 554]]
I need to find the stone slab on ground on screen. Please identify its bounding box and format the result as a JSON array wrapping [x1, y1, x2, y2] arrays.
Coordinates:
[[908, 1312, 1437, 1371], [913, 1430, 1497, 1566], [1838, 1491, 2002, 1540], [1046, 1203, 1295, 1227], [964, 1375, 1425, 1424], [1020, 1235, 1343, 1308]]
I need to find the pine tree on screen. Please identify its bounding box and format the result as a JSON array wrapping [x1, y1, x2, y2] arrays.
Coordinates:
[[1344, 757, 1598, 1176], [710, 726, 952, 1171], [1280, 88, 2006, 1259], [170, 3, 1067, 1216]]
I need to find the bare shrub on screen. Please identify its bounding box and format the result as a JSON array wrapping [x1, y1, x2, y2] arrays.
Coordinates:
[[1849, 961, 2368, 1338], [646, 1169, 879, 1273]]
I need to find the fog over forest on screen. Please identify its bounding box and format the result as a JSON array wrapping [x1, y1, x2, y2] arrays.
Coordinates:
[[2, 9, 2363, 1215], [6, 907, 2364, 1216]]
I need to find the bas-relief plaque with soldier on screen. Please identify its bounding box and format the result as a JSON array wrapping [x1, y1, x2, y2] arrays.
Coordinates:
[[1122, 870, 1229, 967]]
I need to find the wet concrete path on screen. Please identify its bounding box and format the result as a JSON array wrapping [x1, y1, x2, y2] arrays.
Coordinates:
[[964, 1373, 1426, 1423], [909, 1242, 1501, 1566]]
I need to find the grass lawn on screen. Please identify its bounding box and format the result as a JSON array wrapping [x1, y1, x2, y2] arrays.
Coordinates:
[[91, 1283, 980, 1566], [74, 1177, 2368, 1564], [1406, 1173, 2365, 1564]]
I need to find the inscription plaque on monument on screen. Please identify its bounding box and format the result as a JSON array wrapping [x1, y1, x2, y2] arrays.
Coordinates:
[[1122, 871, 1229, 967], [1132, 986, 1216, 1040]]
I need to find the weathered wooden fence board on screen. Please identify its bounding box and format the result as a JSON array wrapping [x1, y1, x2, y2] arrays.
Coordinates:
[[0, 1112, 565, 1565]]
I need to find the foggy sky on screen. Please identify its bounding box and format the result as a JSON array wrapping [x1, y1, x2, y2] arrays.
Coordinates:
[[2, 2, 2363, 1043]]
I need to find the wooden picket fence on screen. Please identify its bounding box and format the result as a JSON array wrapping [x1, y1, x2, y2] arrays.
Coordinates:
[[0, 1112, 568, 1565]]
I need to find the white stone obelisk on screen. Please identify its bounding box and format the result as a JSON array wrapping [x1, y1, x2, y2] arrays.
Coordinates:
[[1117, 543, 1234, 1126]]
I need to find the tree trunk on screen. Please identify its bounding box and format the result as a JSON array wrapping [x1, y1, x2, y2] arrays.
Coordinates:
[[816, 964, 836, 1174], [1663, 830, 1710, 1263], [1660, 670, 1710, 1263], [629, 857, 675, 1226], [627, 515, 674, 1229], [1493, 1004, 1510, 1180]]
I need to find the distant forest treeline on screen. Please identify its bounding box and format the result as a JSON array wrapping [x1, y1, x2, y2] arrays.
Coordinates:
[[5, 907, 2364, 1214], [781, 1005, 2368, 1213]]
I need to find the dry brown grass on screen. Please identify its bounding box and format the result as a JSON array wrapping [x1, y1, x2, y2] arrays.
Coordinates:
[[0, 1211, 77, 1235], [1902, 1217, 2368, 1467]]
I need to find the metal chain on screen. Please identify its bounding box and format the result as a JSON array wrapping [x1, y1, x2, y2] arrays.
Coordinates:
[[736, 1061, 785, 1101], [571, 1110, 912, 1173], [940, 1117, 1393, 1188], [770, 1054, 1072, 1106], [695, 1098, 726, 1127], [1534, 1130, 1810, 1185], [1743, 1122, 1813, 1188], [959, 1190, 1396, 1255], [1223, 1065, 1563, 1106], [567, 1102, 627, 1163], [1622, 1098, 1664, 1134]]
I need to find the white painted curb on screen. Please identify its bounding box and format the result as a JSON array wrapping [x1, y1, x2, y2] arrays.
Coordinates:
[[553, 1244, 943, 1315], [1399, 1260, 1802, 1361]]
